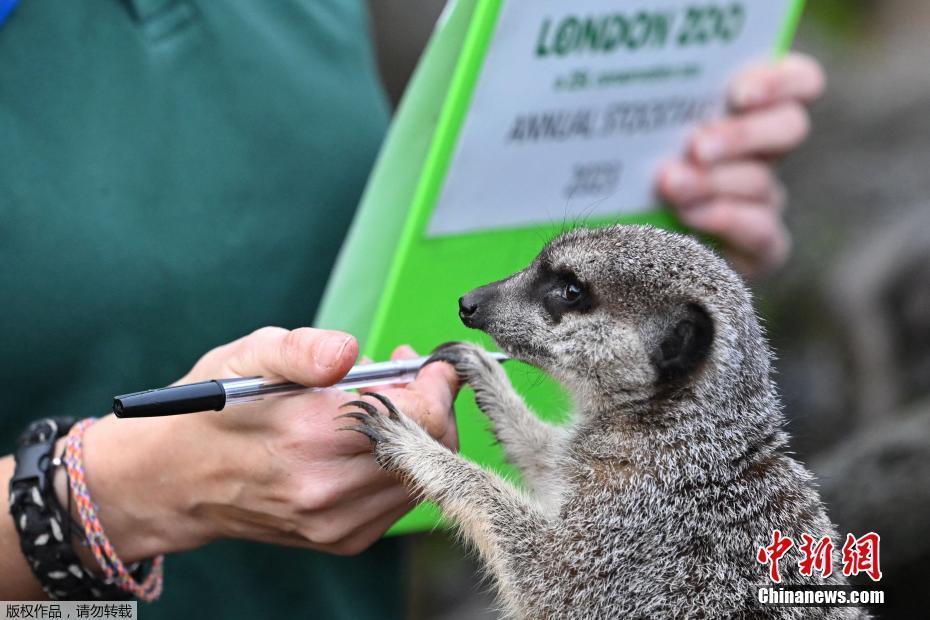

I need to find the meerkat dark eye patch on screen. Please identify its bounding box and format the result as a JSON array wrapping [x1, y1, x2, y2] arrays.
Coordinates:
[[530, 262, 594, 323], [651, 303, 713, 383]]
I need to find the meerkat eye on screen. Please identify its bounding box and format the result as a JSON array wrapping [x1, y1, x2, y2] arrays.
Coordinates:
[[534, 265, 594, 322], [561, 282, 583, 303]]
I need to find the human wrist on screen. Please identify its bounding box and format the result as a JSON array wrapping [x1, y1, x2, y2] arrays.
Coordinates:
[[9, 418, 138, 599], [49, 438, 99, 575]]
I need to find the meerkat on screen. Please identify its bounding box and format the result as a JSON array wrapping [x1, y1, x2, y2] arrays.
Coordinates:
[[338, 225, 867, 619]]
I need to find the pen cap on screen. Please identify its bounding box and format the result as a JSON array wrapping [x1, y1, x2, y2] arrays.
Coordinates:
[[113, 381, 226, 418]]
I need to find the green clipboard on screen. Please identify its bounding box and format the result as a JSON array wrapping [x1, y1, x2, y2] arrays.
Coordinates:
[[316, 0, 805, 535]]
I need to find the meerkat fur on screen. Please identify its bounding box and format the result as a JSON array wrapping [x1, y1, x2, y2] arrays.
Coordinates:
[[339, 225, 868, 619]]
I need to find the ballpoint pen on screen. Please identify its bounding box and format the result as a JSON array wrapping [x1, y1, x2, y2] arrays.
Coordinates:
[[113, 352, 508, 418]]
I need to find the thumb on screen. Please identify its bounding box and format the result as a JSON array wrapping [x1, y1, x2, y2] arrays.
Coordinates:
[[226, 326, 358, 387]]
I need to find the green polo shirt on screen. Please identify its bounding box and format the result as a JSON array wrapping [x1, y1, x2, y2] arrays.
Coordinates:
[[0, 0, 402, 617]]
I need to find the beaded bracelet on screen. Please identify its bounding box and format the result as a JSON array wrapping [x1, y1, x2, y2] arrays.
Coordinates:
[[62, 418, 164, 602]]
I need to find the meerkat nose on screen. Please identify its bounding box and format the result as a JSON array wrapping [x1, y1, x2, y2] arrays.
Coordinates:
[[459, 295, 479, 320], [460, 282, 501, 329]]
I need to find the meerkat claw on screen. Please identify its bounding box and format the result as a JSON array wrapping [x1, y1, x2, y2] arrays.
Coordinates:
[[336, 423, 384, 445], [339, 399, 380, 417], [334, 411, 371, 424], [361, 392, 401, 420], [424, 341, 468, 368]]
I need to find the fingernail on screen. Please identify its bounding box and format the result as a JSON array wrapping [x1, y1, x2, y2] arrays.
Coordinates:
[[397, 345, 417, 358], [319, 334, 352, 369], [695, 132, 727, 164]]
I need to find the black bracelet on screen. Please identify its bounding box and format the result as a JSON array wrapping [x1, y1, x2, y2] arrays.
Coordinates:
[[9, 418, 133, 600]]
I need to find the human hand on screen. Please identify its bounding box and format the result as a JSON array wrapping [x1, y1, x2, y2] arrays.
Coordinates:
[[657, 52, 825, 276], [77, 328, 459, 560]]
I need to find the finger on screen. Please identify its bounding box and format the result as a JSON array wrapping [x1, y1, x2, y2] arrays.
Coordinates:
[[317, 491, 416, 556], [677, 200, 791, 276], [391, 344, 418, 360], [689, 102, 810, 165], [435, 407, 460, 453], [658, 160, 781, 206], [299, 484, 411, 551], [199, 460, 406, 552], [359, 345, 419, 394], [331, 497, 417, 556], [398, 361, 460, 440], [230, 487, 414, 554], [386, 345, 419, 388], [227, 326, 358, 387], [729, 52, 826, 110]]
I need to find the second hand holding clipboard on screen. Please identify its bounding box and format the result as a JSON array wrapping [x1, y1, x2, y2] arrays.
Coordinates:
[[113, 352, 508, 419]]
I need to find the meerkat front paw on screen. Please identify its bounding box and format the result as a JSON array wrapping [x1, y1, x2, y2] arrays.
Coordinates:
[[427, 342, 511, 407], [335, 393, 434, 473]]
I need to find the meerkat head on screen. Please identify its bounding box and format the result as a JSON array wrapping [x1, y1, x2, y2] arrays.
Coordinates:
[[458, 225, 767, 409]]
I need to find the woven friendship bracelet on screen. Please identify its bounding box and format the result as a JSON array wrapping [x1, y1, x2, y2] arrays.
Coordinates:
[[62, 418, 164, 602]]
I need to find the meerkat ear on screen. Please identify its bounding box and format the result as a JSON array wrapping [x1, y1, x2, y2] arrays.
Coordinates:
[[651, 303, 714, 383]]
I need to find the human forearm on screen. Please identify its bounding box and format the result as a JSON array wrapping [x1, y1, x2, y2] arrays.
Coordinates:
[[0, 455, 48, 598]]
